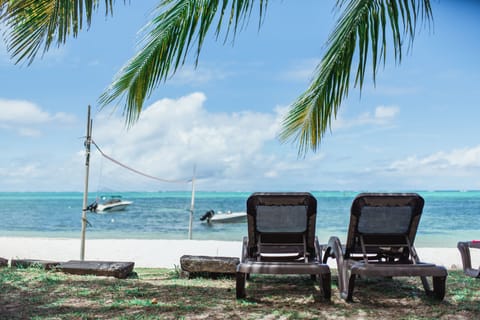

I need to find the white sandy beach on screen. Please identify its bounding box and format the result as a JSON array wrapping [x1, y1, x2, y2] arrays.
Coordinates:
[[0, 237, 478, 270]]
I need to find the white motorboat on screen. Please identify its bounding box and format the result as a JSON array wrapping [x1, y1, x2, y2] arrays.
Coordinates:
[[88, 196, 133, 213], [200, 210, 247, 223]]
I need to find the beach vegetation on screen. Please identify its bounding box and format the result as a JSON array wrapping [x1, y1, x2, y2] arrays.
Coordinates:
[[0, 0, 432, 154], [1, 266, 480, 319]]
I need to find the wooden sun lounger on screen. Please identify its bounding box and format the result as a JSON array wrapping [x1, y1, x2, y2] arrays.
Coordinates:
[[323, 193, 447, 301], [236, 192, 331, 300]]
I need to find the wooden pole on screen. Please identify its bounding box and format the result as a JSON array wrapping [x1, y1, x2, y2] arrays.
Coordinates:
[[80, 105, 92, 260], [188, 165, 196, 240]]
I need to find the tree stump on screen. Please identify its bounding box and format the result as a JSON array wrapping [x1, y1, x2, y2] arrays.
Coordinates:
[[57, 260, 135, 279], [180, 255, 240, 278]]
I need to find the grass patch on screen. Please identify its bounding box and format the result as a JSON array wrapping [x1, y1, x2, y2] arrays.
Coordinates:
[[1, 267, 479, 319]]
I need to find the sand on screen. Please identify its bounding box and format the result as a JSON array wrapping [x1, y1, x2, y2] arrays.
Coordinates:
[[0, 237, 478, 270]]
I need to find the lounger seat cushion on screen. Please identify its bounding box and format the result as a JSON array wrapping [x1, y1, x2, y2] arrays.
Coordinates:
[[237, 261, 330, 275], [350, 262, 447, 277]]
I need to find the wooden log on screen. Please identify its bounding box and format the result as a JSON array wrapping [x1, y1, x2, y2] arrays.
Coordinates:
[[180, 255, 240, 278], [0, 257, 7, 267], [11, 259, 60, 270], [57, 260, 135, 279]]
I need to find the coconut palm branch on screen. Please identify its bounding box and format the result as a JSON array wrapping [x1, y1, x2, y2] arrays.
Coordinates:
[[280, 0, 432, 154], [98, 0, 268, 124], [1, 0, 432, 153], [0, 0, 119, 65]]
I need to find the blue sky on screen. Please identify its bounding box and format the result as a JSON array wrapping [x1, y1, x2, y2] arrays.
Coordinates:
[[1, 0, 479, 192]]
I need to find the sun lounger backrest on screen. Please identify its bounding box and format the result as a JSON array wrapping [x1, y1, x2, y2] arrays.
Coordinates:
[[256, 205, 308, 233], [345, 193, 424, 257], [357, 206, 413, 234], [246, 192, 317, 257]]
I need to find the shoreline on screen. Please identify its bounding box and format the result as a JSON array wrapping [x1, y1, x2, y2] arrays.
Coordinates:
[[1, 237, 478, 270]]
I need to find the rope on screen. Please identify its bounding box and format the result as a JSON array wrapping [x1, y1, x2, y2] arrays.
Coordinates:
[[91, 140, 190, 184]]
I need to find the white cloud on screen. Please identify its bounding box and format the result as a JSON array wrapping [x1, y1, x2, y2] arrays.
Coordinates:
[[332, 105, 399, 130], [389, 145, 480, 173], [375, 105, 399, 120], [89, 92, 288, 190], [18, 128, 42, 137], [0, 99, 76, 137], [170, 65, 229, 85], [0, 163, 41, 179], [4, 93, 476, 192], [0, 99, 76, 124], [0, 100, 51, 123]]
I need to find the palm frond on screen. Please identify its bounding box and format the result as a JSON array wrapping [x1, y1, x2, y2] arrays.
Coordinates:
[[98, 0, 268, 125], [0, 0, 116, 65], [279, 0, 433, 155]]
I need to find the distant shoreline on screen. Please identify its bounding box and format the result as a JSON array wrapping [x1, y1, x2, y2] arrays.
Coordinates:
[[0, 231, 473, 249], [1, 237, 477, 270]]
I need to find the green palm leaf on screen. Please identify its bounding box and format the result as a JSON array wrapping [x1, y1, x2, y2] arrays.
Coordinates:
[[1, 0, 432, 154], [279, 0, 432, 154], [98, 0, 267, 124], [0, 0, 116, 65]]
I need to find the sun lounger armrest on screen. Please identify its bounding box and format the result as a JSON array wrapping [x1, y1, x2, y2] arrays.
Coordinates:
[[458, 241, 480, 278], [241, 236, 249, 263], [323, 236, 345, 265], [323, 236, 350, 298]]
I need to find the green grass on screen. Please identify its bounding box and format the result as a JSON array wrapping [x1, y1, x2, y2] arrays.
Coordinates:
[[1, 267, 479, 319]]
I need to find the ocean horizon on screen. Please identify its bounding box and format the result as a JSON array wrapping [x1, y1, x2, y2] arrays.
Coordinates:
[[1, 190, 479, 248]]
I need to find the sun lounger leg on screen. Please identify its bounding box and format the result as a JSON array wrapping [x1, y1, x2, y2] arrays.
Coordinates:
[[458, 242, 472, 271], [432, 276, 446, 300], [420, 275, 446, 300], [420, 275, 431, 294], [236, 272, 246, 299], [321, 273, 331, 300], [344, 274, 356, 301]]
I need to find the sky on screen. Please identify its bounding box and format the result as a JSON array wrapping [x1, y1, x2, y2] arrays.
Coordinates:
[[1, 0, 480, 192]]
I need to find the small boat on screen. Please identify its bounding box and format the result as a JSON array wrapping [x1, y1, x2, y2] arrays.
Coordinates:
[[200, 210, 247, 223], [87, 196, 133, 213]]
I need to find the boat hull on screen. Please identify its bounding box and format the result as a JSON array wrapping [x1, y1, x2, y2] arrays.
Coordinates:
[[96, 201, 133, 213], [208, 212, 246, 223]]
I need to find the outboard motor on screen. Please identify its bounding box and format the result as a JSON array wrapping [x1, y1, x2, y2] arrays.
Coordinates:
[[86, 201, 98, 212], [200, 210, 215, 222]]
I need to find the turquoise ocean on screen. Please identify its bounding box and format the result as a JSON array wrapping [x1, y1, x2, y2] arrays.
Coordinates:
[[0, 191, 479, 248]]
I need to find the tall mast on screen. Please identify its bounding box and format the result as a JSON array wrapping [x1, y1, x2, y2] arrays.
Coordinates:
[[80, 105, 92, 260], [188, 165, 196, 240]]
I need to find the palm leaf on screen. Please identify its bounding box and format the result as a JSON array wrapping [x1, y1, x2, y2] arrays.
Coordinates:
[[98, 0, 268, 124], [279, 0, 432, 155], [0, 0, 116, 65]]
